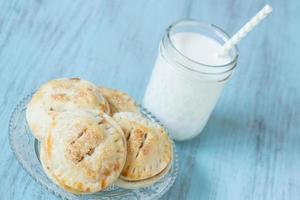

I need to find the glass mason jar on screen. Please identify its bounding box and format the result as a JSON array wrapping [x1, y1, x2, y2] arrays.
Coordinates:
[[143, 20, 238, 141]]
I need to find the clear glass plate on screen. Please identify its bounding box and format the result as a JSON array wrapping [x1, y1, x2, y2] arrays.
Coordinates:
[[9, 94, 178, 200]]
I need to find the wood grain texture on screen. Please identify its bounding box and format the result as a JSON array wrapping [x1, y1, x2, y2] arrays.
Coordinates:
[[0, 0, 299, 199]]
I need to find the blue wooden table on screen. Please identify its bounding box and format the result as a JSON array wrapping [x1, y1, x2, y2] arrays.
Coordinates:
[[1, 0, 299, 199]]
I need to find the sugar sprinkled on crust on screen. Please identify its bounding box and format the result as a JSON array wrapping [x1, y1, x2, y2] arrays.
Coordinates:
[[40, 110, 127, 194], [26, 78, 110, 141], [113, 112, 172, 182]]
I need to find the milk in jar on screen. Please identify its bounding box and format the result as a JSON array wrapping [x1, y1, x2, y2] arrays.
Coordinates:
[[143, 20, 238, 141]]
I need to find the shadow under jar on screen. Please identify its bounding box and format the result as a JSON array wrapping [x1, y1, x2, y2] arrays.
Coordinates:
[[143, 20, 238, 141]]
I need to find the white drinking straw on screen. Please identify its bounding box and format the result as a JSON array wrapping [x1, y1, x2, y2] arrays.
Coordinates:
[[219, 4, 273, 56]]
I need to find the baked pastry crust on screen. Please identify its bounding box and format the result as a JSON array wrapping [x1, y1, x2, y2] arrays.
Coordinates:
[[113, 112, 172, 182], [26, 78, 110, 141], [40, 111, 126, 194], [115, 159, 172, 189], [98, 87, 139, 115]]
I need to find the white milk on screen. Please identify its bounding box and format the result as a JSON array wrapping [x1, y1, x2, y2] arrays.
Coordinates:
[[172, 33, 231, 66], [143, 29, 236, 141]]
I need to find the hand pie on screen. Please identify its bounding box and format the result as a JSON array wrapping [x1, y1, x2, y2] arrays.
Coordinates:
[[113, 112, 172, 188], [98, 87, 139, 115], [40, 111, 126, 194], [26, 78, 110, 141]]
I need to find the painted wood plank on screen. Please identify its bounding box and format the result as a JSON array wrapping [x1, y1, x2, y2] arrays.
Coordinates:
[[0, 0, 299, 199]]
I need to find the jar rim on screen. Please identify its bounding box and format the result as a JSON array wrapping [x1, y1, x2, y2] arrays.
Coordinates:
[[166, 19, 239, 68]]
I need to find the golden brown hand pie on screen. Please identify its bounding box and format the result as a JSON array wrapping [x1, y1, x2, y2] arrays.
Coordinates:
[[40, 111, 126, 194], [98, 87, 139, 115], [26, 78, 110, 141], [113, 112, 172, 188]]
